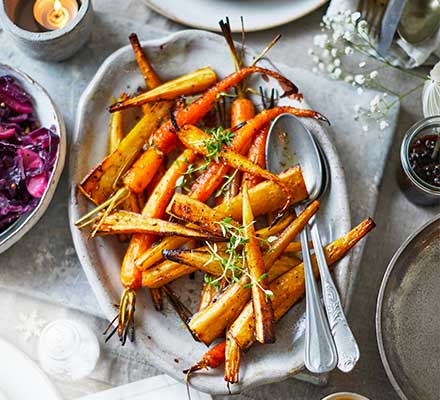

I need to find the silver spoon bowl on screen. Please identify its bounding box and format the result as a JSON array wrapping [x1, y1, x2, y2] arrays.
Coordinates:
[[398, 0, 440, 44]]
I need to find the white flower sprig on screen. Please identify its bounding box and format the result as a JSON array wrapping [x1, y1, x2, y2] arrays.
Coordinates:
[[310, 10, 428, 131]]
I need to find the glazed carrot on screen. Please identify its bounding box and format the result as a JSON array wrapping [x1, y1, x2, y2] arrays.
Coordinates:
[[121, 149, 196, 288], [129, 33, 162, 89], [110, 67, 217, 111], [117, 149, 196, 339], [183, 341, 226, 375], [189, 105, 327, 202], [198, 280, 220, 311], [241, 124, 269, 188], [109, 93, 129, 153], [187, 201, 319, 345], [229, 219, 376, 351], [137, 166, 307, 270], [176, 125, 290, 191], [120, 66, 301, 195], [223, 97, 255, 201], [186, 218, 375, 378], [224, 333, 240, 384], [242, 185, 275, 344]]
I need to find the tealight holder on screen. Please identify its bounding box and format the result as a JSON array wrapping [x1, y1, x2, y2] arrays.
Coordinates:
[[0, 0, 93, 61]]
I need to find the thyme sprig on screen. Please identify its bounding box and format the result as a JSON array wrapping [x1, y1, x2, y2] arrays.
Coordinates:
[[204, 217, 274, 298], [204, 127, 235, 163]]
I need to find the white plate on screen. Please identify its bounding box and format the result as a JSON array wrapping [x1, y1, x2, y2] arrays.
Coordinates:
[[69, 30, 351, 395], [0, 336, 61, 400], [0, 64, 66, 254], [143, 0, 328, 32]]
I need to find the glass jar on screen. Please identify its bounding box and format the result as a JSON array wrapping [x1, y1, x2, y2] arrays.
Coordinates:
[[398, 116, 440, 206]]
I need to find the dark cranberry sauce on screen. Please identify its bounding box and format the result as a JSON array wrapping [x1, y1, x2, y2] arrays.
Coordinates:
[[408, 134, 440, 187]]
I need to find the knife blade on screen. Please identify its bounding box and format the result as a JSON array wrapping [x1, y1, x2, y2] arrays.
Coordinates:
[[377, 0, 407, 57]]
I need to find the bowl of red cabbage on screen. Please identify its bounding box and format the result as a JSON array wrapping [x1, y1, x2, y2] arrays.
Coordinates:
[[0, 64, 66, 253]]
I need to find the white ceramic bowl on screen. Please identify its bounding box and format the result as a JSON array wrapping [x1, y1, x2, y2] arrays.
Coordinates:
[[0, 64, 66, 254]]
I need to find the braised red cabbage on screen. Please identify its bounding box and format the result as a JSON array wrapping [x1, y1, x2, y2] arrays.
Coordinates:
[[0, 75, 59, 232]]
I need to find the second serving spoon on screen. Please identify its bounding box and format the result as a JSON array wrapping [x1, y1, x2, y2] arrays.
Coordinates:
[[266, 113, 360, 373]]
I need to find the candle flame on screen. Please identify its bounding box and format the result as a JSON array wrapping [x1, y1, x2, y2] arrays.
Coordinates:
[[54, 0, 62, 12]]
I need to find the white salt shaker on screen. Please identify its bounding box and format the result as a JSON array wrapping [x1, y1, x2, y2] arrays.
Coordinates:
[[38, 319, 100, 381]]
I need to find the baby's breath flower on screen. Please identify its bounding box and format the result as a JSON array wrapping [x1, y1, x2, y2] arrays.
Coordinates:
[[379, 120, 389, 130], [307, 48, 314, 56], [310, 9, 427, 133], [369, 70, 378, 79], [355, 74, 365, 85], [362, 124, 369, 132]]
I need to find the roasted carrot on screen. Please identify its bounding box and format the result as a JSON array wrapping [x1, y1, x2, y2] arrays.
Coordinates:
[[176, 124, 293, 221], [92, 210, 223, 240], [188, 105, 327, 203], [110, 67, 217, 111], [242, 185, 275, 344], [224, 333, 241, 384], [187, 201, 319, 345], [117, 149, 196, 339], [183, 341, 226, 375], [137, 166, 307, 270], [109, 93, 129, 153], [241, 124, 269, 188], [119, 66, 302, 196], [186, 218, 375, 378], [129, 33, 162, 89], [229, 219, 376, 351]]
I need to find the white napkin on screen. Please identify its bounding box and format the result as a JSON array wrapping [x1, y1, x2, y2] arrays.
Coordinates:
[[327, 0, 440, 68], [77, 375, 212, 400]]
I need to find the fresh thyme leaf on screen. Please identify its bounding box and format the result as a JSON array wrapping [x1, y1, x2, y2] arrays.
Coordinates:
[[204, 127, 235, 163], [258, 272, 268, 282], [215, 169, 239, 198]]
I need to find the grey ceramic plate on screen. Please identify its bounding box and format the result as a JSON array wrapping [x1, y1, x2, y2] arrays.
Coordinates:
[[0, 64, 66, 254], [376, 214, 440, 400], [142, 0, 328, 32], [69, 30, 351, 395]]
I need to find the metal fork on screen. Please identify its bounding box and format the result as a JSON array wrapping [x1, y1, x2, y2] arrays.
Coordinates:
[[357, 0, 389, 36]]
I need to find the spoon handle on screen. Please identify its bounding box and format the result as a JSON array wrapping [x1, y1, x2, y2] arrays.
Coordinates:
[[301, 226, 337, 373], [309, 222, 360, 372]]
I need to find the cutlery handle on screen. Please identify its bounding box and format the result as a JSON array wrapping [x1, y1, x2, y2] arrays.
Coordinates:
[[309, 222, 360, 373], [301, 226, 337, 373]]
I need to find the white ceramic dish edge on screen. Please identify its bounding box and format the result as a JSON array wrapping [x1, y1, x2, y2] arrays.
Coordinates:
[[142, 0, 328, 33], [69, 29, 351, 395]]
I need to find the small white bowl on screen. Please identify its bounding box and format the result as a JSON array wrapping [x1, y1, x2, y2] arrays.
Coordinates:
[[0, 64, 66, 254], [322, 392, 370, 400]]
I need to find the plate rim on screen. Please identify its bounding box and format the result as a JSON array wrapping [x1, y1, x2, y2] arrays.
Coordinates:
[[142, 0, 328, 33], [375, 213, 440, 400], [69, 29, 352, 394]]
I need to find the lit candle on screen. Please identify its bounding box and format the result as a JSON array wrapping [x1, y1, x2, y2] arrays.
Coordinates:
[[33, 0, 78, 31]]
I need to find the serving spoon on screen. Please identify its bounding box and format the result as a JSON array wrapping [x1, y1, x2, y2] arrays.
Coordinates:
[[398, 0, 440, 44], [266, 113, 359, 373]]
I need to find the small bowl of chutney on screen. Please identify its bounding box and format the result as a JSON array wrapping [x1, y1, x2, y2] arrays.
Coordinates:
[[399, 116, 440, 206]]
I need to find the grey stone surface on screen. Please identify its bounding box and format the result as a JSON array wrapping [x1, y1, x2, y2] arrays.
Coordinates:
[[0, 1, 439, 399]]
